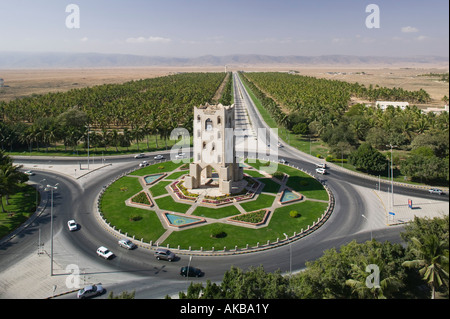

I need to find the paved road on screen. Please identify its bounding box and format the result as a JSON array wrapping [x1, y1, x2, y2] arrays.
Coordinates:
[[1, 72, 447, 299]]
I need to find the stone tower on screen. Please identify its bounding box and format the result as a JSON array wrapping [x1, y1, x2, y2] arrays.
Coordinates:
[[184, 103, 243, 194]]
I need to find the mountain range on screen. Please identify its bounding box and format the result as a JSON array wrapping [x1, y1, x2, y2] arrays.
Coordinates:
[[0, 52, 448, 69]]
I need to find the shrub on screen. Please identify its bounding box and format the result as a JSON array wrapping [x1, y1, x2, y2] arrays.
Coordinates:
[[210, 224, 227, 238], [290, 210, 299, 218], [129, 214, 142, 222]]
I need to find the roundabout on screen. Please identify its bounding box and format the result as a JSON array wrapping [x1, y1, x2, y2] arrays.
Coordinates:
[[97, 158, 333, 255]]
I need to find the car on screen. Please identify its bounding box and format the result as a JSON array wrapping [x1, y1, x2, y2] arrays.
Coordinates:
[[77, 284, 104, 299], [139, 161, 149, 167], [316, 163, 327, 169], [96, 246, 114, 259], [118, 238, 136, 250], [155, 248, 176, 261], [429, 188, 444, 195], [67, 220, 78, 231], [180, 266, 203, 277], [134, 153, 146, 159], [24, 170, 35, 176], [316, 168, 327, 175], [279, 158, 288, 164], [175, 153, 186, 159], [277, 142, 283, 148], [154, 155, 165, 160]]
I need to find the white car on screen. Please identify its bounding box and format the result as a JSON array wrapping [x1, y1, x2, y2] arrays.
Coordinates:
[[316, 168, 327, 175], [428, 188, 444, 195], [316, 163, 327, 169], [134, 153, 146, 159], [118, 238, 137, 250], [277, 142, 283, 148], [96, 246, 114, 259], [154, 155, 164, 160], [139, 161, 149, 167], [67, 220, 78, 231], [24, 170, 35, 176], [175, 153, 186, 159], [279, 158, 288, 164], [77, 284, 104, 299]]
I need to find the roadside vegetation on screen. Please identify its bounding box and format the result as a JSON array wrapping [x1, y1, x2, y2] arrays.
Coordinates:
[[239, 72, 449, 186], [174, 215, 449, 299]]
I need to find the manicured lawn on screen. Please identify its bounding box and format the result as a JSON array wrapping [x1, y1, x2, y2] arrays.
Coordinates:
[[132, 161, 184, 176], [244, 169, 265, 178], [154, 195, 192, 213], [149, 181, 171, 197], [166, 171, 188, 180], [259, 178, 282, 194], [240, 194, 276, 212], [163, 201, 329, 250], [192, 205, 240, 219], [100, 176, 166, 241], [0, 184, 38, 239]]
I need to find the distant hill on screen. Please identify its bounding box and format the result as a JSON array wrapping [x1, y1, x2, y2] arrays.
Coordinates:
[[0, 52, 448, 69]]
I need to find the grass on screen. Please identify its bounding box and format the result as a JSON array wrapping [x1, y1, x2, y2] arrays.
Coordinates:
[[132, 161, 184, 176], [192, 205, 241, 219], [154, 195, 192, 213], [100, 176, 166, 241], [240, 194, 276, 212], [259, 178, 282, 194], [149, 181, 171, 197], [162, 201, 329, 250], [0, 184, 38, 239], [166, 171, 188, 180]]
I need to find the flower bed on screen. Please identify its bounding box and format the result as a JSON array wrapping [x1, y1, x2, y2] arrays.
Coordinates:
[[170, 180, 198, 202], [228, 209, 270, 226], [130, 191, 154, 207]]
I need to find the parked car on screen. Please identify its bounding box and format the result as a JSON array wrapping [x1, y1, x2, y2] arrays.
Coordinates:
[[118, 238, 136, 250], [316, 168, 327, 175], [96, 246, 114, 259], [134, 153, 146, 159], [429, 188, 444, 195], [24, 170, 35, 176], [154, 155, 165, 160], [67, 220, 78, 231], [77, 284, 104, 299], [139, 161, 149, 167], [155, 248, 176, 261], [180, 266, 203, 277]]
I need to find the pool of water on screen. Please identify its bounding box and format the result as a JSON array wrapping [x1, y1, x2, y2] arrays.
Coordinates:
[[280, 189, 301, 203], [164, 213, 204, 227], [144, 173, 165, 184]]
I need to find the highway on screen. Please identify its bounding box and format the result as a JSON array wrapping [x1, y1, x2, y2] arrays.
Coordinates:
[[1, 72, 447, 299]]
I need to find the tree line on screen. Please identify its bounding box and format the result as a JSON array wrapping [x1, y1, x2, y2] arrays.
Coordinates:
[[240, 72, 449, 184], [0, 72, 226, 153], [173, 216, 448, 299]]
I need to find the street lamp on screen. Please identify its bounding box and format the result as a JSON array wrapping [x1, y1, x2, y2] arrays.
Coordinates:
[[361, 214, 372, 241], [283, 233, 292, 276], [386, 144, 397, 209], [45, 183, 58, 276]]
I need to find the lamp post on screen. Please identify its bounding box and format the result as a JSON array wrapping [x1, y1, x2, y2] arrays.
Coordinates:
[[46, 183, 58, 276], [284, 233, 292, 276], [386, 144, 397, 209], [361, 214, 372, 241]]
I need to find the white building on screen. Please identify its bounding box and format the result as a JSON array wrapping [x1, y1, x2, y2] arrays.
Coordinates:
[[376, 101, 409, 111]]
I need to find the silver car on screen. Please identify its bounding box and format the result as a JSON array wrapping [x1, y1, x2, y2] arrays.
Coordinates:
[[77, 284, 104, 299], [429, 188, 444, 195], [154, 248, 176, 261], [118, 238, 136, 250]]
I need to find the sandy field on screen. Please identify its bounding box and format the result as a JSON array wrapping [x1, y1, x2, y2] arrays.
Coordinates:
[[0, 66, 448, 108]]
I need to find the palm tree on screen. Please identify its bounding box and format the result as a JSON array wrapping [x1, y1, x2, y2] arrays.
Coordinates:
[[402, 235, 449, 299], [0, 153, 28, 212]]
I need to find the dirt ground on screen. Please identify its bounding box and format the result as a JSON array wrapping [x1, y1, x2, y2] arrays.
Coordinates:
[[0, 66, 448, 108]]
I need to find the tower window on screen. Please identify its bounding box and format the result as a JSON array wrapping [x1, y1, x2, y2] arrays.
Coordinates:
[[205, 118, 213, 131]]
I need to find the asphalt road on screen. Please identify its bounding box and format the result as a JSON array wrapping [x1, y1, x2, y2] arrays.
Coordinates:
[[2, 72, 447, 299]]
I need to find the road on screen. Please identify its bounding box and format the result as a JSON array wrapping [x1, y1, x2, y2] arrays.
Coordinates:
[[1, 72, 447, 299]]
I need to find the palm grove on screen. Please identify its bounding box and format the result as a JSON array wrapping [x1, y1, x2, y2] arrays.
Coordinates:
[[240, 72, 449, 185]]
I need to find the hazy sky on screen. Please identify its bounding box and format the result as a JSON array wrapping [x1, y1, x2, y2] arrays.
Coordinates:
[[0, 0, 448, 57]]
